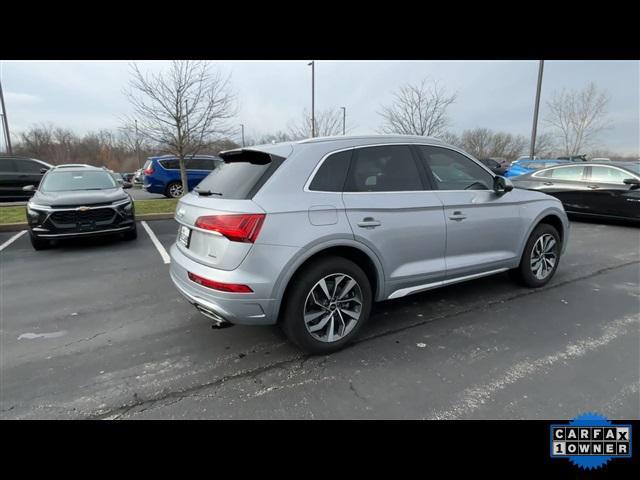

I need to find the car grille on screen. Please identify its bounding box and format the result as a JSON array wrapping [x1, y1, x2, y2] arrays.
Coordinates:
[[50, 208, 115, 225]]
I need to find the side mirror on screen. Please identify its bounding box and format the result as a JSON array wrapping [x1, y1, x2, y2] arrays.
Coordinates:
[[22, 185, 36, 192], [122, 181, 133, 189], [494, 176, 514, 196], [623, 178, 640, 189]]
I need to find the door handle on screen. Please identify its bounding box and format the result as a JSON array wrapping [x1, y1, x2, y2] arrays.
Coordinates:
[[357, 217, 381, 228], [587, 185, 600, 190], [543, 182, 554, 186], [448, 211, 467, 221]]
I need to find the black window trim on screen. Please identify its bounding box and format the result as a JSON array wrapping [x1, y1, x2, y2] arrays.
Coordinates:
[[305, 143, 461, 194]]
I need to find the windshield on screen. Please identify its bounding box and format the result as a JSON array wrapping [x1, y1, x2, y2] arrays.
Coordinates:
[[40, 170, 118, 192]]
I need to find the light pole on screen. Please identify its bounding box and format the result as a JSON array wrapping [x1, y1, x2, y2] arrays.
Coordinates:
[[0, 77, 12, 154], [135, 119, 142, 169], [308, 61, 315, 137], [240, 123, 245, 147], [340, 106, 346, 135], [529, 60, 544, 161]]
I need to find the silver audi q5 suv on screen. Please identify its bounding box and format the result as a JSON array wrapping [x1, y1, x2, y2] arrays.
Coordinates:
[[169, 135, 569, 353]]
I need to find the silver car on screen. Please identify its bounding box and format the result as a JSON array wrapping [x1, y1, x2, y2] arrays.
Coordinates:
[[169, 135, 569, 353]]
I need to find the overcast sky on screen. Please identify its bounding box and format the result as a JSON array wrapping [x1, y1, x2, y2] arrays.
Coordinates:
[[1, 60, 638, 154]]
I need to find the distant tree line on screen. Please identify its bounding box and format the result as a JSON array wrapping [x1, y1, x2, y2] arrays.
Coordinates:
[[11, 67, 635, 177], [12, 122, 240, 172]]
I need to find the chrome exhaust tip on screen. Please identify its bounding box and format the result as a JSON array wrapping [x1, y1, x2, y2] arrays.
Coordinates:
[[194, 304, 233, 329]]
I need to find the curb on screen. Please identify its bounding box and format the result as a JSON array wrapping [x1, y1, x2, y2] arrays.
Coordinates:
[[0, 213, 175, 233], [0, 223, 26, 232]]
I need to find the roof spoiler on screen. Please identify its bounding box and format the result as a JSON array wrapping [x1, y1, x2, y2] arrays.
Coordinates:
[[219, 149, 272, 165]]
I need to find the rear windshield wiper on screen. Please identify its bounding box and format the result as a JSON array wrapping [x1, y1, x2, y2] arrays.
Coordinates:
[[194, 187, 222, 196]]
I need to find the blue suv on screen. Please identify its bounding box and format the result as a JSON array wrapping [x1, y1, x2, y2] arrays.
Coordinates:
[[142, 155, 222, 198], [504, 159, 570, 178]]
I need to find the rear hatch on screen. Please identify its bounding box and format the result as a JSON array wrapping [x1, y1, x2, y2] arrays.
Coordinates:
[[174, 147, 288, 271]]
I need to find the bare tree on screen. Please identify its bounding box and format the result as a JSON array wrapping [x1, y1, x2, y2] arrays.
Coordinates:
[[125, 61, 236, 195], [439, 131, 462, 147], [288, 109, 344, 140], [544, 82, 611, 156], [245, 130, 294, 146], [532, 131, 557, 157], [458, 128, 529, 162], [378, 78, 457, 137]]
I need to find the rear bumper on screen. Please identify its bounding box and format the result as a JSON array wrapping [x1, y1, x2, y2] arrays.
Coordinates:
[[169, 243, 278, 325], [143, 181, 165, 194]]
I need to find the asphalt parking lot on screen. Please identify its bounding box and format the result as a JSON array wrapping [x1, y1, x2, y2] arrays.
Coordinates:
[[0, 219, 638, 419]]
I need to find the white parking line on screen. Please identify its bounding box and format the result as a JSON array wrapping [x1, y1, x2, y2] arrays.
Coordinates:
[[141, 221, 171, 264], [0, 230, 27, 252]]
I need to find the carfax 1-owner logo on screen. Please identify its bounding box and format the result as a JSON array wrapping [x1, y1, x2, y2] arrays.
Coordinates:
[[550, 412, 632, 470]]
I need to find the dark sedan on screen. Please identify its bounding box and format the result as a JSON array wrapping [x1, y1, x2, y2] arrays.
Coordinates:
[[24, 164, 137, 250], [512, 162, 640, 222]]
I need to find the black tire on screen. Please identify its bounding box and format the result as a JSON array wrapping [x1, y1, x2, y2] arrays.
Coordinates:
[[165, 181, 183, 198], [511, 223, 561, 288], [123, 224, 137, 241], [29, 233, 50, 250], [281, 256, 372, 354]]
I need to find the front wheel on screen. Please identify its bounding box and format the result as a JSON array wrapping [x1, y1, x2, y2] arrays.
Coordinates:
[[511, 223, 561, 288], [281, 256, 372, 354]]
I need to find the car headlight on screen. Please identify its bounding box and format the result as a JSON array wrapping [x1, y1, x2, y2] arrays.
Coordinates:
[[117, 199, 133, 215], [26, 205, 45, 222]]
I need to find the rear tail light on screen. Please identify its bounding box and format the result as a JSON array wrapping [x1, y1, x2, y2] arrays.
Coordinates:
[[144, 165, 154, 175], [187, 272, 253, 293], [195, 214, 265, 243]]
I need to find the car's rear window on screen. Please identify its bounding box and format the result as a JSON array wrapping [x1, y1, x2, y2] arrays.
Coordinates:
[[195, 150, 284, 199]]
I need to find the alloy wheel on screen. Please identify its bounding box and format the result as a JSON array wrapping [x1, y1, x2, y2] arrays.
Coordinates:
[[530, 233, 557, 280], [169, 183, 183, 198], [303, 273, 363, 343]]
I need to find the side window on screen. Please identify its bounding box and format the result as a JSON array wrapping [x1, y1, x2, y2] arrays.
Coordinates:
[[205, 159, 220, 171], [309, 149, 352, 192], [548, 166, 586, 181], [418, 146, 493, 190], [159, 159, 179, 170], [344, 145, 424, 192], [186, 158, 214, 170], [534, 168, 554, 179], [0, 158, 17, 172], [15, 160, 44, 174], [187, 158, 204, 170], [590, 166, 628, 184]]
